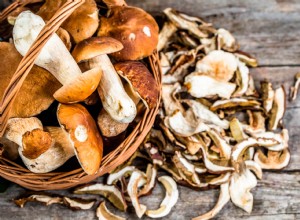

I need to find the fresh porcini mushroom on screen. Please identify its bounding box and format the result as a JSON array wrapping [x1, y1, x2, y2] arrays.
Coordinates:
[[146, 176, 179, 218], [102, 0, 126, 7], [37, 0, 99, 43], [62, 197, 96, 210], [185, 73, 236, 99], [98, 6, 159, 61], [157, 22, 177, 52], [192, 182, 230, 220], [230, 118, 248, 142], [138, 164, 157, 196], [182, 99, 229, 129], [13, 11, 102, 103], [261, 81, 275, 113], [290, 72, 300, 101], [0, 138, 19, 160], [107, 166, 136, 185], [56, 27, 72, 51], [74, 183, 127, 211], [233, 60, 250, 97], [7, 6, 28, 25], [3, 118, 75, 173], [57, 104, 103, 175], [195, 50, 238, 82], [72, 37, 137, 123], [229, 168, 257, 213], [210, 98, 261, 112], [97, 109, 129, 138], [164, 110, 208, 137], [127, 171, 147, 218], [114, 61, 159, 109], [96, 202, 125, 220], [0, 42, 61, 118], [217, 28, 239, 52], [254, 148, 290, 170], [268, 86, 286, 130], [207, 129, 231, 159], [234, 51, 258, 67], [245, 160, 263, 179]]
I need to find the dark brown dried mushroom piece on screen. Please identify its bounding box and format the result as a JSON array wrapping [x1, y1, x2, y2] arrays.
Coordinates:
[[145, 176, 179, 218], [254, 148, 290, 170], [96, 201, 125, 220]]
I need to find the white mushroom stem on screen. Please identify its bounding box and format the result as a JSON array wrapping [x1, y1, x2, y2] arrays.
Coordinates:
[[13, 11, 82, 85], [87, 55, 137, 123]]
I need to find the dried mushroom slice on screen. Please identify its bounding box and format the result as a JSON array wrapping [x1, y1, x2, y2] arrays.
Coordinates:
[[246, 111, 266, 134], [195, 50, 238, 82], [268, 86, 286, 130], [138, 164, 157, 197], [230, 118, 248, 142], [14, 193, 63, 208], [127, 171, 147, 218], [162, 83, 184, 116], [251, 129, 288, 151], [144, 143, 165, 165], [254, 148, 290, 170], [160, 52, 172, 75], [157, 21, 177, 52], [210, 98, 261, 112], [261, 81, 275, 113], [185, 73, 236, 99], [207, 129, 231, 159], [192, 182, 230, 220], [107, 166, 136, 185], [96, 202, 125, 220], [245, 160, 263, 180], [290, 72, 300, 101], [62, 197, 96, 210], [146, 176, 179, 218], [217, 28, 239, 52], [229, 168, 257, 213], [208, 172, 231, 186], [74, 183, 127, 211], [234, 51, 258, 67], [233, 60, 250, 97]]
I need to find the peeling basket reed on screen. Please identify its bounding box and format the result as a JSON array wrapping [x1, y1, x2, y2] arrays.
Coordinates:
[[0, 0, 162, 191]]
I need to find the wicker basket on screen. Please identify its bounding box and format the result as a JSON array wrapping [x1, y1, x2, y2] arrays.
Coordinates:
[[0, 0, 162, 190]]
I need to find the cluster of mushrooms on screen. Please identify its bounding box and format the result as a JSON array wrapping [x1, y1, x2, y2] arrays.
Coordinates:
[[0, 0, 159, 175]]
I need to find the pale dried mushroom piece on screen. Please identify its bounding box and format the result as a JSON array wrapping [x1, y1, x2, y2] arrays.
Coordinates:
[[207, 129, 231, 159], [233, 60, 250, 97], [261, 81, 275, 113], [192, 182, 230, 220], [62, 197, 96, 210], [14, 193, 63, 208], [127, 171, 147, 218], [13, 11, 102, 103], [157, 21, 177, 52], [290, 72, 300, 101], [195, 50, 238, 82], [210, 98, 261, 112], [245, 160, 263, 180], [96, 202, 126, 220], [146, 176, 179, 218], [38, 0, 99, 43], [230, 118, 248, 142], [229, 168, 257, 213], [268, 86, 286, 130], [107, 166, 136, 185], [57, 104, 103, 175], [160, 52, 172, 75], [138, 164, 157, 197], [234, 51, 258, 67], [185, 73, 236, 99], [217, 28, 239, 52], [74, 183, 127, 211], [208, 172, 232, 186], [245, 111, 266, 134], [254, 148, 290, 170], [161, 83, 184, 116]]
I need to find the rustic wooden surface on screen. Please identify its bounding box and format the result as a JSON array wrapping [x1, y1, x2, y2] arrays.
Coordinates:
[[1, 0, 300, 219]]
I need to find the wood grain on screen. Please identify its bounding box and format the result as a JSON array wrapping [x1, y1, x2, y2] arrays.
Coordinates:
[[1, 0, 300, 219]]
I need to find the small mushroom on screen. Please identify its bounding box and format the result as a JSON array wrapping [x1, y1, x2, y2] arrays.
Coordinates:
[[229, 168, 257, 213], [268, 86, 286, 130], [74, 183, 127, 211], [57, 104, 103, 175], [254, 148, 290, 170], [145, 176, 179, 218], [37, 0, 99, 43], [13, 11, 102, 103], [98, 6, 159, 61], [195, 50, 238, 82], [72, 36, 137, 123], [115, 61, 159, 109], [185, 73, 236, 99], [96, 202, 125, 220]]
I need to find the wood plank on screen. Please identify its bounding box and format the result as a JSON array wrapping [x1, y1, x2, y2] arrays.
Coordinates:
[[0, 172, 299, 219]]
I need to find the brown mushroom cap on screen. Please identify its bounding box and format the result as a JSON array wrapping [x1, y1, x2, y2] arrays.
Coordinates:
[[57, 103, 103, 175], [0, 42, 61, 118], [37, 0, 99, 43], [114, 61, 159, 108], [98, 6, 159, 61], [22, 128, 53, 160], [72, 37, 123, 63]]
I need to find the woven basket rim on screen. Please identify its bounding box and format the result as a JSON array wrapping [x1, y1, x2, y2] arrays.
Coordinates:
[[0, 0, 162, 191]]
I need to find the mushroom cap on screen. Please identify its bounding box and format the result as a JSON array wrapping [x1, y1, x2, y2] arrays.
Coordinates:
[[37, 0, 99, 43], [0, 42, 61, 118], [98, 6, 159, 61], [53, 67, 102, 104], [57, 103, 103, 175], [72, 37, 123, 63], [114, 61, 159, 108]]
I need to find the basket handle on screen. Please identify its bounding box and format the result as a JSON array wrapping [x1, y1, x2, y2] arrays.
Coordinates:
[[0, 0, 85, 137]]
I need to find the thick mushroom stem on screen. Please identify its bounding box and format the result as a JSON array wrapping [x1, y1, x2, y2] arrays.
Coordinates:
[[13, 11, 82, 84], [88, 55, 137, 123]]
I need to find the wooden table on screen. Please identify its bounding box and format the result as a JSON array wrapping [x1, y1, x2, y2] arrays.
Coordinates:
[[0, 0, 300, 219]]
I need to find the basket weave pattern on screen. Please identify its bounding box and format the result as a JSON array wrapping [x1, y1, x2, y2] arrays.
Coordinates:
[[0, 0, 162, 190]]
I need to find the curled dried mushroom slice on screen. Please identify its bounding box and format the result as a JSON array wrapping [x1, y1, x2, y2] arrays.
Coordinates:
[[233, 60, 250, 97], [96, 201, 125, 220], [157, 21, 177, 52], [207, 129, 231, 159], [217, 28, 239, 52], [245, 160, 263, 180], [210, 98, 261, 112], [254, 148, 290, 170], [14, 193, 63, 208], [138, 164, 157, 197], [230, 118, 248, 142], [107, 166, 136, 185], [261, 81, 275, 113], [290, 72, 300, 101], [146, 176, 179, 218], [268, 86, 286, 130], [234, 51, 258, 67], [62, 197, 96, 210]]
